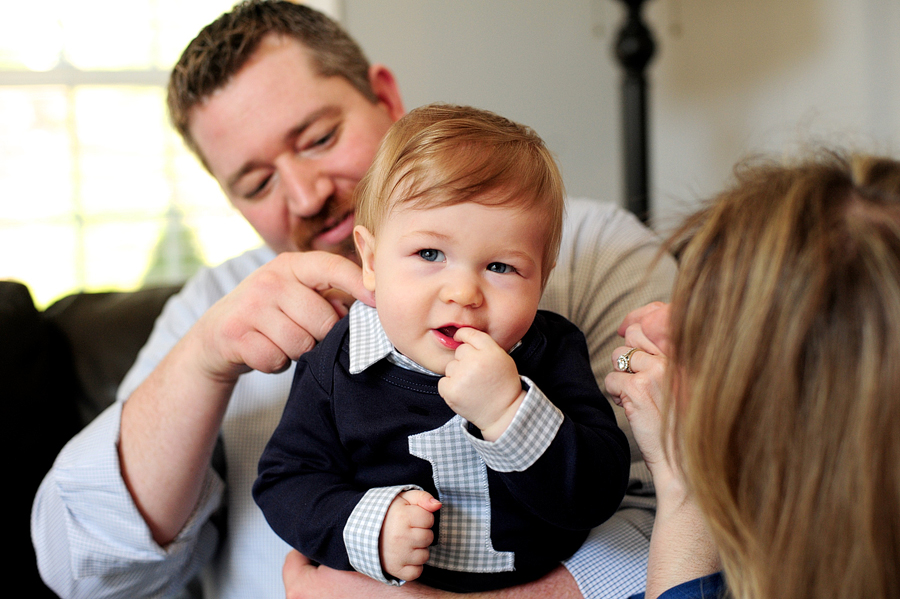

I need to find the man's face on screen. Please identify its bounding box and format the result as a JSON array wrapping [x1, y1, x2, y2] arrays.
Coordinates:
[[355, 199, 547, 375], [189, 35, 403, 257]]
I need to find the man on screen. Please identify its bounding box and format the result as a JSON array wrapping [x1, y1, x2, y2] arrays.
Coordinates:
[[31, 2, 675, 598]]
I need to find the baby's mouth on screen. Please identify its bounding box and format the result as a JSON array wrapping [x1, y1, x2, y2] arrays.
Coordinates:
[[434, 325, 464, 350], [437, 326, 459, 338]]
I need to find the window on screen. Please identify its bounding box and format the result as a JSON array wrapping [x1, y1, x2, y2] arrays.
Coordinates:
[[0, 0, 339, 308]]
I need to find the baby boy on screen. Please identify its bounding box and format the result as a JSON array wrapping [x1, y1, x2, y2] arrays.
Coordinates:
[[253, 103, 630, 592]]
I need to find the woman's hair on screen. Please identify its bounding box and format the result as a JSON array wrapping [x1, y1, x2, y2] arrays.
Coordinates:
[[354, 103, 565, 288], [668, 151, 900, 599]]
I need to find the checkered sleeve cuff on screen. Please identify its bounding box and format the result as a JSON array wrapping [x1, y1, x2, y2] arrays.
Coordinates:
[[56, 402, 225, 577], [344, 484, 422, 585], [463, 376, 563, 472]]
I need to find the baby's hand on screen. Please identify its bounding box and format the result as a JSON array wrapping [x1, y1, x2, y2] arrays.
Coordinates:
[[438, 327, 526, 441], [380, 490, 441, 582]]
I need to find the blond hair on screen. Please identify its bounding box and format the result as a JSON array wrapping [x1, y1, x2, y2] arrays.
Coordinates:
[[668, 151, 900, 599], [354, 103, 565, 287], [168, 0, 376, 167]]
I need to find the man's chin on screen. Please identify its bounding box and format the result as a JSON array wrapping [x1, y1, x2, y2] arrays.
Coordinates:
[[307, 238, 359, 262]]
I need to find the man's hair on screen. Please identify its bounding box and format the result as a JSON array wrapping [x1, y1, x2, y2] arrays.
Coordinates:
[[354, 103, 565, 287], [667, 150, 900, 599], [167, 0, 377, 164]]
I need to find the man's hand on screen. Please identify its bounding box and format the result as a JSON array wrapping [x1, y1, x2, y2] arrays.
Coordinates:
[[190, 251, 374, 383], [437, 328, 524, 441], [283, 550, 405, 599], [380, 490, 441, 582], [283, 551, 585, 599], [119, 251, 373, 546], [283, 551, 438, 599]]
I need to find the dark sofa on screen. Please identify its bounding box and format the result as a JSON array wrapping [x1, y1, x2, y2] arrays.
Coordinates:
[[3, 280, 180, 598]]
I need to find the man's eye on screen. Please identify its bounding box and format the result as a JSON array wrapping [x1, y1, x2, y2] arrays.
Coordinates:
[[246, 176, 272, 198], [311, 128, 336, 148], [418, 249, 445, 262], [487, 262, 515, 274], [240, 174, 273, 200]]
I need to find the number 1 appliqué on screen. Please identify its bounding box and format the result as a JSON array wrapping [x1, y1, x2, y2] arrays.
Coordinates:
[[408, 415, 515, 573]]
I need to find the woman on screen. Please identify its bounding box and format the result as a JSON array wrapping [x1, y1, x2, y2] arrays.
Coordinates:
[[606, 151, 900, 599]]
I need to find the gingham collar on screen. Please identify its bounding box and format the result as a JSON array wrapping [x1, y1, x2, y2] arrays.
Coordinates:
[[348, 301, 523, 376], [348, 301, 439, 376]]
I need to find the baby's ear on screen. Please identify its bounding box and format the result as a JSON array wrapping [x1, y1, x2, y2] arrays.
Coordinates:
[[354, 225, 377, 292]]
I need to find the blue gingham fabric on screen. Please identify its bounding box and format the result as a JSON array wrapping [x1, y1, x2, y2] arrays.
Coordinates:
[[343, 483, 422, 584]]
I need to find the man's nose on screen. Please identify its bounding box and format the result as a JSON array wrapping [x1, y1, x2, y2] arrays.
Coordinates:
[[278, 156, 335, 217], [439, 270, 484, 308]]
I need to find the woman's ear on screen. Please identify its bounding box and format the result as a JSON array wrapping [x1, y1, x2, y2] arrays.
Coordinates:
[[354, 225, 377, 292]]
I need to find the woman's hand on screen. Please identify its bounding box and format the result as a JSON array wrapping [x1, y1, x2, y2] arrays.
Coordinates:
[[605, 346, 668, 474], [604, 302, 673, 478], [607, 303, 720, 599], [617, 301, 671, 355]]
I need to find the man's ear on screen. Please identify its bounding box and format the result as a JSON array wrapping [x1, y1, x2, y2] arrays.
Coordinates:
[[368, 64, 405, 122], [354, 225, 377, 292]]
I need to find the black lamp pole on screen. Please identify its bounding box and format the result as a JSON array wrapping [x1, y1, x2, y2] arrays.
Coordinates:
[[614, 0, 656, 223]]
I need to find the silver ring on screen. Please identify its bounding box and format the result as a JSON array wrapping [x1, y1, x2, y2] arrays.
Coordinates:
[[617, 347, 638, 373]]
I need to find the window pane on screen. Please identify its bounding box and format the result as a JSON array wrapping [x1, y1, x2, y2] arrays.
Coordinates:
[[169, 137, 225, 212], [0, 3, 64, 70], [75, 86, 169, 216], [64, 0, 157, 70], [0, 87, 73, 219], [0, 222, 79, 308], [193, 211, 264, 267], [0, 0, 265, 308], [156, 0, 239, 67], [82, 219, 167, 289]]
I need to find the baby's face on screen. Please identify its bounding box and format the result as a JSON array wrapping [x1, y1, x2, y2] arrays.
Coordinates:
[[355, 199, 547, 374]]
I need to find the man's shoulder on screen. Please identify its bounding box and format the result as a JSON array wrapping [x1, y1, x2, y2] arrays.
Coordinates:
[[564, 196, 620, 214], [562, 196, 656, 244], [202, 246, 276, 284], [176, 246, 276, 305], [563, 196, 623, 228], [549, 196, 674, 302]]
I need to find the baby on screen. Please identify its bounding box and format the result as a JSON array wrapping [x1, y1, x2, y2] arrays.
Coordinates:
[[253, 103, 630, 592]]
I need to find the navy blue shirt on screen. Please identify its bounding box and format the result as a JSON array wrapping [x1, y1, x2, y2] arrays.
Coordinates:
[[254, 310, 630, 592]]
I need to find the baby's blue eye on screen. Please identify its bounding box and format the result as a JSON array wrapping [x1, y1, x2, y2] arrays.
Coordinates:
[[487, 262, 515, 274], [418, 249, 445, 262]]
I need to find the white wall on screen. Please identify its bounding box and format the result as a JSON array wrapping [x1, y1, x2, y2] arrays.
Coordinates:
[[343, 0, 900, 232], [650, 0, 900, 229], [344, 0, 622, 214]]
